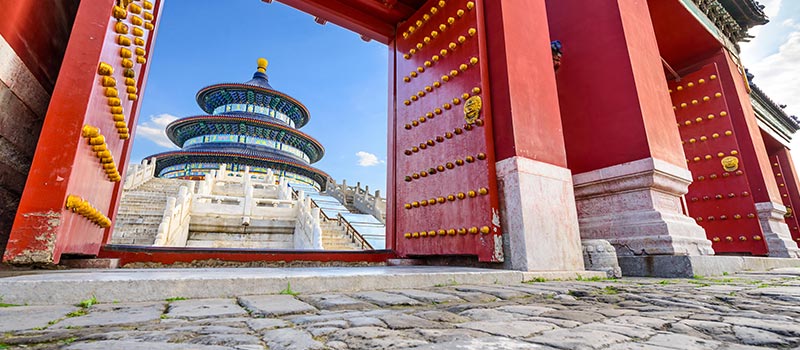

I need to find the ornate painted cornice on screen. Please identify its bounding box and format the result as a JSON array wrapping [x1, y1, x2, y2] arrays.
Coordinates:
[[165, 115, 325, 163], [151, 150, 330, 190], [750, 79, 799, 145], [691, 0, 768, 50]]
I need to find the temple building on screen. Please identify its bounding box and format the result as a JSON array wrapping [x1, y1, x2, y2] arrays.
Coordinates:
[[150, 58, 328, 191], [106, 58, 386, 249]]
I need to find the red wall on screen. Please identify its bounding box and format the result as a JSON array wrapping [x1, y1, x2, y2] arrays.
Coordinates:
[[546, 0, 686, 174], [697, 50, 783, 203], [484, 0, 567, 167]]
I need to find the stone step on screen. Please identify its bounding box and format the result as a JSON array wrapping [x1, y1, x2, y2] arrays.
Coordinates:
[[184, 240, 293, 249], [116, 210, 166, 216], [322, 238, 353, 245], [114, 231, 157, 240], [114, 222, 161, 229], [187, 232, 294, 242], [115, 213, 164, 219], [119, 196, 170, 201], [114, 218, 161, 228]]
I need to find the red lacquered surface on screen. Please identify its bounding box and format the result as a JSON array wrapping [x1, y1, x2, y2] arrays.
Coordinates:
[[669, 63, 767, 255], [392, 0, 502, 262], [4, 0, 163, 264]]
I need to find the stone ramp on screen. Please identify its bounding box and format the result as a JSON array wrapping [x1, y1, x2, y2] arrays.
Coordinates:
[[0, 266, 604, 306], [294, 184, 380, 250]]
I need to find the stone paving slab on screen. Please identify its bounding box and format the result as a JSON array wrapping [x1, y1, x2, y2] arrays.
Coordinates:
[[166, 298, 248, 320], [238, 294, 317, 317], [0, 305, 78, 332], [1, 269, 800, 349]]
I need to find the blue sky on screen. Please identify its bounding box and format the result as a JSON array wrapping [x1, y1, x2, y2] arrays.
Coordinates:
[[132, 0, 389, 192], [133, 0, 799, 194], [740, 0, 800, 150]]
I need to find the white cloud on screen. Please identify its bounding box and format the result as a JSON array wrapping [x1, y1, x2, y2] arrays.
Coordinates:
[[137, 113, 180, 149], [747, 26, 800, 118], [355, 151, 383, 167]]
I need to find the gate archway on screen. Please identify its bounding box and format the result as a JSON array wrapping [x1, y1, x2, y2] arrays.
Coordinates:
[[4, 0, 582, 271]]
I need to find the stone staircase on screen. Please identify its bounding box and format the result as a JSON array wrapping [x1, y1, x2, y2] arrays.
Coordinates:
[[186, 217, 296, 249], [320, 220, 366, 250], [111, 178, 190, 245]]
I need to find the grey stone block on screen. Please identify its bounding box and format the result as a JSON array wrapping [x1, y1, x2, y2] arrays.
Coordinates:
[[582, 239, 622, 278]]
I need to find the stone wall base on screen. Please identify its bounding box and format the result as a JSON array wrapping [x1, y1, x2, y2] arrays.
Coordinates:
[[619, 255, 800, 278], [0, 35, 51, 259], [496, 156, 584, 271], [756, 202, 800, 258], [573, 158, 714, 257]]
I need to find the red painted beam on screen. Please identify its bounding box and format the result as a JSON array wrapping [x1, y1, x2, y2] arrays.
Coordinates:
[[98, 245, 396, 266], [275, 0, 399, 43]]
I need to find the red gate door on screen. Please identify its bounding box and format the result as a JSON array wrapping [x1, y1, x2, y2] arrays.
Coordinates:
[[668, 63, 768, 255], [770, 155, 800, 242], [3, 0, 162, 264], [393, 0, 502, 262]]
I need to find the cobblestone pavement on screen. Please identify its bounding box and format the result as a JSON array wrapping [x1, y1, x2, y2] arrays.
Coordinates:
[[2, 269, 800, 349]]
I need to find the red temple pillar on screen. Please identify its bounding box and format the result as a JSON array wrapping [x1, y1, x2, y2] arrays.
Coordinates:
[[698, 50, 800, 257], [545, 0, 713, 257], [770, 148, 800, 244], [482, 0, 584, 271]]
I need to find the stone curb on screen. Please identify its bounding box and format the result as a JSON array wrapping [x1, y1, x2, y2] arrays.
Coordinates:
[[0, 267, 605, 305]]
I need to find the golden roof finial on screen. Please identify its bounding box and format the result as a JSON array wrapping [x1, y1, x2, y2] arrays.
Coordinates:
[[257, 58, 269, 73]]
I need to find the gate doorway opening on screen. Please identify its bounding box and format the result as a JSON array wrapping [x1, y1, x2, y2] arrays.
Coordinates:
[[106, 0, 391, 261]]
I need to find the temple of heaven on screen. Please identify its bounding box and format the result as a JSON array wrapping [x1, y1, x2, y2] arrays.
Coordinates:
[[148, 58, 329, 190]]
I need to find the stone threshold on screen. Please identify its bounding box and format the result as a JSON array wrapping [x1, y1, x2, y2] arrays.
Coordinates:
[[0, 266, 604, 305]]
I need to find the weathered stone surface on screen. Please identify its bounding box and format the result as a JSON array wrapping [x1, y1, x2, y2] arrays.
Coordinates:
[[348, 316, 387, 327], [379, 313, 448, 329], [55, 302, 165, 328], [245, 318, 289, 331], [724, 316, 800, 337], [412, 336, 551, 349], [64, 340, 232, 350], [459, 308, 524, 321], [166, 299, 247, 320], [391, 289, 464, 303], [326, 326, 429, 348], [582, 239, 623, 278], [643, 333, 722, 350], [238, 295, 317, 317], [308, 326, 339, 337], [300, 293, 376, 310], [414, 328, 491, 343], [454, 285, 529, 299], [353, 291, 422, 306], [732, 325, 792, 346], [415, 310, 470, 323], [6, 268, 800, 350], [439, 289, 500, 303], [530, 328, 630, 349], [261, 328, 325, 350], [0, 305, 78, 332], [457, 320, 557, 338], [539, 309, 607, 324], [187, 333, 262, 347], [497, 305, 557, 317]]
